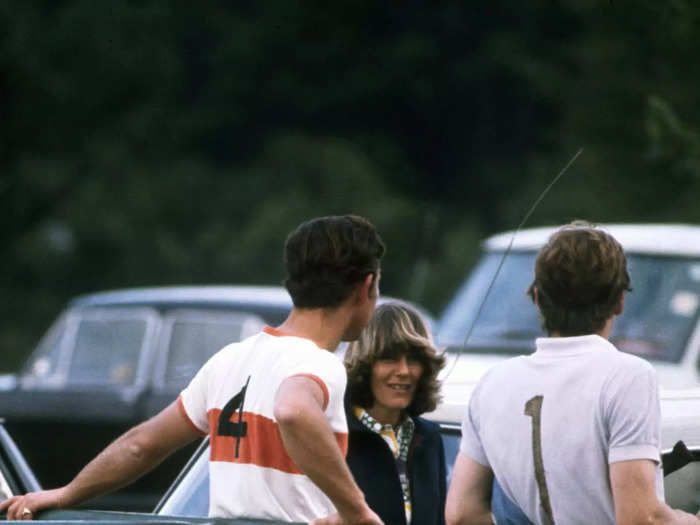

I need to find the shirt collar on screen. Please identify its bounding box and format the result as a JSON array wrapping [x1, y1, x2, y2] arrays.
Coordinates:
[[262, 326, 322, 349], [534, 334, 617, 357], [352, 406, 414, 435]]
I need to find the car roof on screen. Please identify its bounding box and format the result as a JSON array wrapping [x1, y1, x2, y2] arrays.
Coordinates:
[[484, 223, 700, 257], [69, 285, 435, 327], [70, 285, 294, 309]]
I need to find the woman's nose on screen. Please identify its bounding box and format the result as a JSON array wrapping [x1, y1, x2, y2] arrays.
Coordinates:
[[395, 355, 410, 375]]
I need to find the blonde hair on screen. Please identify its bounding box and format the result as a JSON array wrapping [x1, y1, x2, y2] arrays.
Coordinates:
[[344, 302, 445, 416]]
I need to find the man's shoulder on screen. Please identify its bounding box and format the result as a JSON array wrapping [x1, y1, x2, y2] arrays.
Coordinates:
[[477, 355, 529, 384], [600, 344, 656, 384]]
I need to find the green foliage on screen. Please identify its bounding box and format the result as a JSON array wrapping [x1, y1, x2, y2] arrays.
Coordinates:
[[3, 1, 700, 370]]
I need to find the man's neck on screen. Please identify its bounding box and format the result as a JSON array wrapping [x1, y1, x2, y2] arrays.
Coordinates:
[[548, 316, 615, 340], [275, 307, 347, 351]]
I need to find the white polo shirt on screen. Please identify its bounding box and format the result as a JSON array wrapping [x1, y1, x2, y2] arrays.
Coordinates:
[[460, 334, 663, 525], [179, 327, 348, 522]]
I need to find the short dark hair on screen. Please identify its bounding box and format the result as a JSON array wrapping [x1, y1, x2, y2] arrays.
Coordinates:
[[527, 221, 631, 336], [284, 215, 385, 309], [344, 302, 445, 417]]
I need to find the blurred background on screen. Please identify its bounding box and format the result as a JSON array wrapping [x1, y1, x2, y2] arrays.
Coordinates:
[[3, 1, 700, 371]]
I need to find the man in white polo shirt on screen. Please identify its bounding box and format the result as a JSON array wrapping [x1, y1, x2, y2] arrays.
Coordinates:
[[445, 221, 699, 525], [2, 215, 385, 525]]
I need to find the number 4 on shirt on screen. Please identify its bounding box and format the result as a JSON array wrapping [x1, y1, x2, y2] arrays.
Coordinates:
[[218, 375, 251, 458]]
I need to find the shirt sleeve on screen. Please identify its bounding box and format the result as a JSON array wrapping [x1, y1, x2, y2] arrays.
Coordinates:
[[604, 364, 661, 464], [287, 351, 347, 414], [459, 383, 490, 467], [178, 353, 217, 435]]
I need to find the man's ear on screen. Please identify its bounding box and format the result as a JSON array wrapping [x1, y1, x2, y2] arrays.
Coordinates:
[[532, 286, 540, 308], [363, 272, 376, 300]]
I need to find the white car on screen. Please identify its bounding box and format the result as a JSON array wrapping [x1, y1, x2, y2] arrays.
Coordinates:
[[437, 224, 700, 393]]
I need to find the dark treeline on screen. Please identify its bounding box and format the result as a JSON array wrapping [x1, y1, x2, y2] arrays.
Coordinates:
[[2, 1, 700, 369]]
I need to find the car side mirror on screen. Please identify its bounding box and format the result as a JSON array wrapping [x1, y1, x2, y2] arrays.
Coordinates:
[[663, 441, 700, 477]]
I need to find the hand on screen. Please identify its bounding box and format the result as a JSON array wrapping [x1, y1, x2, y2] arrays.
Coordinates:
[[0, 488, 66, 521], [310, 508, 384, 525]]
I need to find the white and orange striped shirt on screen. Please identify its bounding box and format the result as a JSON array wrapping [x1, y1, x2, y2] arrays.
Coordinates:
[[178, 326, 348, 522]]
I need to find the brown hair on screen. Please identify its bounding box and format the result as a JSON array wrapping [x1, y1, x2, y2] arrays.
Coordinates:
[[284, 215, 385, 308], [527, 221, 631, 336], [344, 302, 445, 416]]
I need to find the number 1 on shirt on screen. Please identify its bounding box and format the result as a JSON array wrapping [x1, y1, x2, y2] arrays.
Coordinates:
[[524, 395, 555, 524]]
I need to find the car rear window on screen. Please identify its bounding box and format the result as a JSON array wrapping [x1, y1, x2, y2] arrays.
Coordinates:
[[157, 310, 265, 393], [66, 318, 148, 386]]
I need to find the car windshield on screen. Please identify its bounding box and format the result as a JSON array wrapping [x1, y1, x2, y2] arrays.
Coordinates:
[[437, 251, 700, 363]]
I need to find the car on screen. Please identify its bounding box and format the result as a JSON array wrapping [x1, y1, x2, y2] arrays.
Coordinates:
[[0, 285, 434, 511], [436, 224, 700, 395], [2, 387, 697, 523]]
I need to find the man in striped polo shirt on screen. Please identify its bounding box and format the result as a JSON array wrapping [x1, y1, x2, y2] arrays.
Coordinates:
[[2, 215, 385, 524]]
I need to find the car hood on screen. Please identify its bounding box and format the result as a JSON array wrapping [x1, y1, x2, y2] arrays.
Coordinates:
[[653, 362, 699, 390], [426, 352, 509, 423]]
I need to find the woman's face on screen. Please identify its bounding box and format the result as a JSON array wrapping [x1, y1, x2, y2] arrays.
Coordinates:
[[369, 352, 424, 422]]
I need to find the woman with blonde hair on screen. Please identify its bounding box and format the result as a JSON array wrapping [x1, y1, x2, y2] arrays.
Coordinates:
[[344, 302, 447, 525]]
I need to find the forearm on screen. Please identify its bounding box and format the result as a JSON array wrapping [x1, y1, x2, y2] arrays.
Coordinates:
[[0, 401, 199, 519], [445, 453, 494, 525], [60, 423, 169, 506], [611, 460, 700, 525]]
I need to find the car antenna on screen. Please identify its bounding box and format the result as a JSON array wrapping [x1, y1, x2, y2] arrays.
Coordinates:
[[441, 147, 584, 381]]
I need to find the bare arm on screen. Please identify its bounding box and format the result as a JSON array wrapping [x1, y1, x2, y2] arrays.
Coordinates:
[[610, 459, 699, 525], [0, 401, 201, 520], [274, 376, 381, 525], [445, 452, 495, 525]]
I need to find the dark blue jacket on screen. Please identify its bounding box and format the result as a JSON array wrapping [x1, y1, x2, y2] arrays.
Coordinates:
[[346, 408, 446, 525]]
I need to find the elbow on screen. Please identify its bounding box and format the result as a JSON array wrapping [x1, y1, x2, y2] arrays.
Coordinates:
[[445, 504, 493, 525], [644, 506, 678, 525], [444, 501, 468, 525], [121, 426, 161, 464], [445, 510, 459, 525], [617, 505, 677, 525], [273, 399, 304, 429]]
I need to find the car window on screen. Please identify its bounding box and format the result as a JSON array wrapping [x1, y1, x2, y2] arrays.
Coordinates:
[[441, 426, 460, 486], [157, 440, 210, 517], [437, 252, 542, 353], [0, 468, 12, 501], [437, 251, 700, 363], [21, 313, 69, 387], [155, 310, 266, 393], [21, 308, 158, 388], [66, 318, 147, 386]]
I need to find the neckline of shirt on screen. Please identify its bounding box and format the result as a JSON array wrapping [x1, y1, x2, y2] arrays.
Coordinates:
[[262, 325, 322, 349], [533, 333, 616, 357]]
